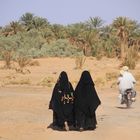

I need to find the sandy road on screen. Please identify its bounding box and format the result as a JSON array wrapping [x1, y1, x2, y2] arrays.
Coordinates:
[[0, 86, 140, 140]]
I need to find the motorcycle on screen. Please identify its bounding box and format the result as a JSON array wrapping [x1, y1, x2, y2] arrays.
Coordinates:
[[122, 89, 136, 108]]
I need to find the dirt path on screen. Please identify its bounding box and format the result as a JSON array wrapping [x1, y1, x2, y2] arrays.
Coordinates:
[[0, 86, 140, 140]]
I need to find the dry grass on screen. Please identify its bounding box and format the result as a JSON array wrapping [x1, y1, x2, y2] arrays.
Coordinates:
[[4, 78, 31, 85], [106, 72, 118, 82], [75, 56, 86, 69], [0, 57, 139, 88], [95, 77, 105, 87], [37, 76, 55, 87], [29, 60, 40, 66]]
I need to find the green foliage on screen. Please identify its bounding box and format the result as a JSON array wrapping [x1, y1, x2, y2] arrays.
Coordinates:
[[0, 36, 17, 68], [41, 39, 82, 57], [91, 42, 104, 59], [0, 13, 140, 69], [103, 38, 117, 58], [20, 12, 49, 31], [122, 46, 139, 69], [86, 17, 104, 29], [51, 24, 67, 39], [14, 31, 45, 58]]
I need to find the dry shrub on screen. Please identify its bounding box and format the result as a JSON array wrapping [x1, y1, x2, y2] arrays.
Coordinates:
[[123, 57, 135, 69], [29, 60, 40, 66], [38, 76, 54, 87], [19, 78, 31, 85], [123, 45, 139, 69], [95, 77, 105, 87], [6, 78, 31, 85], [106, 72, 118, 81], [75, 56, 86, 69], [132, 74, 140, 87], [15, 57, 31, 74], [15, 68, 31, 74], [135, 74, 140, 83], [17, 57, 31, 68], [96, 54, 103, 60], [110, 82, 117, 88], [2, 51, 13, 69]]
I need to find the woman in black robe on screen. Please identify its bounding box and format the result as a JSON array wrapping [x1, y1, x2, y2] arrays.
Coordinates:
[[74, 70, 101, 131], [49, 71, 74, 130]]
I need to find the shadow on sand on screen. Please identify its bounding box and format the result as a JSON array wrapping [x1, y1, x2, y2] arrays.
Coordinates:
[[115, 106, 133, 109], [47, 123, 76, 131], [47, 123, 96, 132], [47, 123, 65, 131]]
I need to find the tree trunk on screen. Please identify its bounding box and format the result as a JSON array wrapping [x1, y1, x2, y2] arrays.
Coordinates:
[[120, 41, 127, 61]]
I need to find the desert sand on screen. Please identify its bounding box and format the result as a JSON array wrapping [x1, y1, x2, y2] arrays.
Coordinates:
[[0, 57, 140, 140]]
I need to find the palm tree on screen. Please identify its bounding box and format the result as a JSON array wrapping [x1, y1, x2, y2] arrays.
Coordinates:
[[1, 25, 13, 37], [32, 16, 49, 30], [20, 12, 34, 31], [1, 21, 24, 37], [80, 30, 100, 56], [112, 17, 140, 69], [10, 21, 24, 34], [51, 24, 67, 39], [80, 17, 104, 56], [100, 25, 119, 57], [66, 23, 89, 55], [66, 23, 85, 44], [86, 17, 104, 29], [40, 28, 55, 44], [112, 17, 138, 60]]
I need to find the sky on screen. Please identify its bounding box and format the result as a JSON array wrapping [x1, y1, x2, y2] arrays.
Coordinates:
[[0, 0, 139, 27]]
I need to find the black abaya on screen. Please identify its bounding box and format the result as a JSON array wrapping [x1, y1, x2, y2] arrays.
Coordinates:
[[49, 71, 74, 129], [74, 71, 101, 130]]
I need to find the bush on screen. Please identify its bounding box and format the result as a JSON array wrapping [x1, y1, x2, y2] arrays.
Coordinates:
[[75, 56, 86, 69], [0, 36, 17, 68], [41, 39, 82, 57], [29, 60, 40, 66], [38, 76, 54, 87], [106, 72, 118, 81], [122, 46, 139, 69]]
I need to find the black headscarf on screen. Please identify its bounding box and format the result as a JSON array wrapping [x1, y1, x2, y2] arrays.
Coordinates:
[[74, 71, 101, 116], [57, 71, 70, 92]]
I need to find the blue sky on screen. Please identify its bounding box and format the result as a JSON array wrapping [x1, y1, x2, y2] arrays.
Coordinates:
[[0, 0, 139, 26]]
